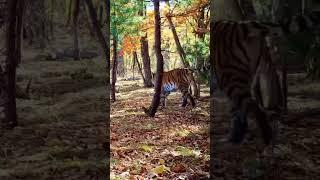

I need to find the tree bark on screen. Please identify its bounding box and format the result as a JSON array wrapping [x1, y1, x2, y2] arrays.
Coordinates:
[[4, 0, 22, 128], [104, 0, 110, 169], [140, 35, 153, 87], [50, 0, 55, 39], [166, 15, 188, 68], [73, 0, 80, 60], [139, 2, 153, 87], [133, 51, 145, 82], [85, 0, 108, 51], [16, 0, 25, 66], [111, 37, 118, 102], [144, 0, 163, 117]]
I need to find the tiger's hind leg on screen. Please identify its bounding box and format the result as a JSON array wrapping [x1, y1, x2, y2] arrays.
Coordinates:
[[229, 92, 273, 145], [181, 91, 196, 107]]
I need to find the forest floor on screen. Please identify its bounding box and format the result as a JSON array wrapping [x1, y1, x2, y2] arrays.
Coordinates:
[[212, 73, 320, 179], [110, 78, 210, 179], [0, 26, 107, 179]]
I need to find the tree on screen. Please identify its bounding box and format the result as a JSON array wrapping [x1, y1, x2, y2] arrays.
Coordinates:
[[139, 2, 153, 87], [166, 15, 188, 68], [3, 0, 25, 129], [144, 0, 164, 117], [85, 0, 108, 51], [140, 35, 153, 87], [133, 51, 145, 82], [111, 36, 118, 102], [73, 0, 81, 60]]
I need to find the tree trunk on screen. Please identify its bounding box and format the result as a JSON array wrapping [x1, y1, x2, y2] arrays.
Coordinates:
[[103, 0, 110, 165], [166, 15, 188, 68], [73, 0, 80, 60], [4, 0, 23, 129], [133, 51, 145, 82], [85, 0, 108, 51], [144, 0, 163, 117], [140, 35, 153, 87], [139, 3, 153, 87], [50, 0, 55, 39], [111, 37, 118, 102], [16, 0, 25, 66], [213, 0, 244, 21], [194, 7, 206, 98]]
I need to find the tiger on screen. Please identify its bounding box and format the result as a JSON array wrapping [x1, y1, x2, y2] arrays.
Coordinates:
[[151, 68, 196, 108], [211, 11, 320, 145]]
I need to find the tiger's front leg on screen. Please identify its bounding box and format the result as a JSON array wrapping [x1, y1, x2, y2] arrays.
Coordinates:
[[159, 91, 169, 109], [229, 104, 248, 143]]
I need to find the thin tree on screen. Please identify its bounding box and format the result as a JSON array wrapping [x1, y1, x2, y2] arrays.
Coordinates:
[[84, 0, 108, 51], [73, 0, 81, 60], [139, 1, 153, 87], [166, 15, 188, 68], [111, 36, 117, 102], [133, 51, 145, 82], [104, 0, 110, 167], [4, 0, 24, 128], [143, 0, 163, 117]]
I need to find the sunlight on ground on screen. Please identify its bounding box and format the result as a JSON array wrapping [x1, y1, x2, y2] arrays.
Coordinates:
[[111, 79, 210, 179]]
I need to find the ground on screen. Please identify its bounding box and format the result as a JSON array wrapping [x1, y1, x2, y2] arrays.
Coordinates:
[[0, 26, 107, 179], [110, 78, 210, 179], [212, 73, 320, 179]]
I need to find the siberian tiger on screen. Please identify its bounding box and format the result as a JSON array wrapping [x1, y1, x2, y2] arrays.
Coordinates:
[[212, 11, 320, 145], [151, 68, 196, 108]]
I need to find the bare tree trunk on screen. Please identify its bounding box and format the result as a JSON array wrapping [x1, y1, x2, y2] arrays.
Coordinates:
[[4, 0, 23, 129], [111, 37, 117, 102], [194, 7, 207, 98], [50, 0, 55, 39], [140, 35, 153, 87], [166, 15, 188, 68], [73, 0, 80, 60], [103, 0, 110, 161], [16, 0, 25, 66], [138, 2, 153, 87], [144, 0, 163, 117], [132, 53, 135, 79], [85, 0, 108, 51], [133, 51, 145, 82]]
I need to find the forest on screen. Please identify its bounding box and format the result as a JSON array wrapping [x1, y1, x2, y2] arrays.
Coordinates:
[[0, 0, 109, 179], [0, 0, 319, 179], [110, 0, 210, 179]]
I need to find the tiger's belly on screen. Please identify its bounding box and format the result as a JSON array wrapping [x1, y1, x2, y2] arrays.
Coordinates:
[[163, 83, 178, 93]]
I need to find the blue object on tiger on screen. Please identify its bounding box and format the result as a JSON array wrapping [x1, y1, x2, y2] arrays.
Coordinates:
[[163, 83, 177, 93]]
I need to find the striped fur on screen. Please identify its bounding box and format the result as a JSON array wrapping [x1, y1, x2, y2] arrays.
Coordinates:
[[152, 68, 196, 108], [212, 20, 285, 145], [211, 12, 320, 145]]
